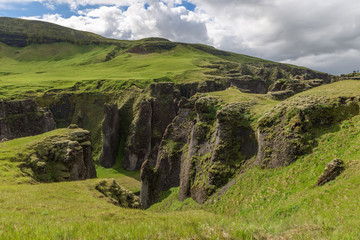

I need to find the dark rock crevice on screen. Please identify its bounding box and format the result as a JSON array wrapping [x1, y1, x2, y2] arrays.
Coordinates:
[[123, 83, 178, 170]]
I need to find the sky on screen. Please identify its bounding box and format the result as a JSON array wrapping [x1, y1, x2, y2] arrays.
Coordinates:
[[0, 0, 360, 75]]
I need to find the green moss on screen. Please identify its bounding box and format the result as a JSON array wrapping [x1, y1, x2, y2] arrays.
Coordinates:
[[95, 179, 140, 208]]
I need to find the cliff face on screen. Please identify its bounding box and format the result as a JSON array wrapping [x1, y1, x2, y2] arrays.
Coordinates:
[[38, 92, 111, 156], [122, 83, 178, 170], [98, 103, 120, 168], [140, 98, 195, 208], [0, 99, 56, 141], [140, 95, 258, 208]]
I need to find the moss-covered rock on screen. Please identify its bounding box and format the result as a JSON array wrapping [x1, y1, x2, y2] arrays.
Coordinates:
[[140, 94, 258, 207], [24, 128, 97, 182], [180, 98, 257, 203], [95, 179, 140, 208], [256, 96, 359, 168], [140, 98, 195, 208], [37, 92, 112, 157], [123, 83, 178, 170], [316, 158, 344, 186], [267, 78, 325, 100]]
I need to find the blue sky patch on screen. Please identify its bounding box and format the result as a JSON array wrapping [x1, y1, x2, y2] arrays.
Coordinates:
[[0, 2, 74, 18], [180, 1, 196, 11]]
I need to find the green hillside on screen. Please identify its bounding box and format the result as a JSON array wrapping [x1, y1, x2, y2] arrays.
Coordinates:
[[0, 17, 116, 46]]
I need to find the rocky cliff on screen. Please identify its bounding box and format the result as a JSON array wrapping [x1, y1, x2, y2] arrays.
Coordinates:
[[0, 99, 56, 141], [123, 83, 178, 170], [140, 94, 258, 208]]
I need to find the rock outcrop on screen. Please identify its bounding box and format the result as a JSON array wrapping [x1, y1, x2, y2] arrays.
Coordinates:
[[25, 127, 97, 182], [267, 79, 325, 100], [179, 98, 257, 203], [99, 103, 120, 168], [123, 83, 178, 170], [95, 179, 140, 208], [140, 95, 258, 207], [316, 158, 344, 186], [140, 98, 195, 208], [256, 96, 359, 168], [0, 99, 56, 141]]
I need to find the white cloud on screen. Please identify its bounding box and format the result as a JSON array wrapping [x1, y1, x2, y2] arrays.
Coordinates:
[[25, 1, 209, 43], [189, 0, 360, 74]]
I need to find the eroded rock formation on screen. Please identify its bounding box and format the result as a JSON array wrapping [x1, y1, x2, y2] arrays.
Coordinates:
[[95, 179, 140, 208], [25, 127, 97, 182], [316, 158, 345, 186], [140, 95, 258, 207], [256, 96, 359, 168], [99, 103, 120, 168], [123, 83, 178, 170]]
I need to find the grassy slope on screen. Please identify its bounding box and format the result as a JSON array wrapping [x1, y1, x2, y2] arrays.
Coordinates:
[[0, 39, 272, 100], [0, 17, 114, 46], [0, 181, 233, 239], [0, 42, 212, 99], [204, 87, 280, 125]]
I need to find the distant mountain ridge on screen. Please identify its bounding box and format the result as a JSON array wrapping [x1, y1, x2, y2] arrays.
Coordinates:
[[0, 17, 115, 47], [0, 16, 334, 102]]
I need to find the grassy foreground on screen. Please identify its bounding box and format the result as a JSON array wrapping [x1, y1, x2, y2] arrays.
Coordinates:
[[0, 180, 239, 240]]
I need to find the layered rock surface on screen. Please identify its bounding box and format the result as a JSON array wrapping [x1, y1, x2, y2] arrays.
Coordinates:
[[123, 83, 178, 170]]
